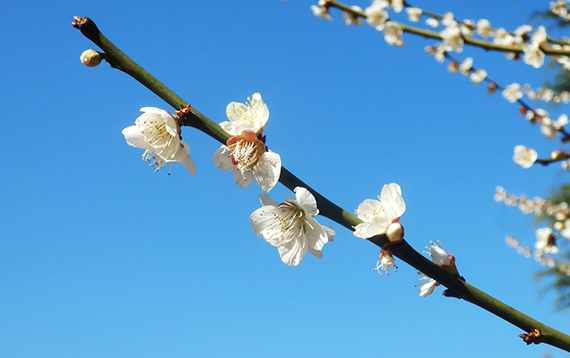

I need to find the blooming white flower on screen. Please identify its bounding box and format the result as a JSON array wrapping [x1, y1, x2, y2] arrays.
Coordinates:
[[213, 93, 281, 192], [406, 7, 422, 22], [354, 183, 406, 240], [390, 0, 404, 13], [476, 18, 492, 38], [342, 6, 363, 26], [220, 92, 269, 136], [540, 114, 567, 139], [212, 130, 281, 192], [364, 0, 389, 29], [373, 248, 397, 275], [502, 83, 523, 103], [418, 241, 457, 297], [459, 57, 473, 76], [382, 21, 404, 47], [122, 107, 196, 175], [425, 17, 439, 28], [311, 4, 333, 21], [523, 27, 547, 69], [250, 187, 335, 266], [440, 22, 464, 53], [442, 12, 455, 26], [513, 145, 537, 168], [470, 69, 487, 84], [535, 227, 559, 255]]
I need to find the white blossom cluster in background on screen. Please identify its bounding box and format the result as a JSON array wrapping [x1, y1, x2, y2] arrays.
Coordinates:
[[496, 186, 570, 276], [551, 0, 570, 22], [506, 233, 570, 276], [310, 0, 570, 72]]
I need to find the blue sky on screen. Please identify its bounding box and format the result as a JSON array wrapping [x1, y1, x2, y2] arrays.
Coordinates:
[[2, 0, 570, 357]]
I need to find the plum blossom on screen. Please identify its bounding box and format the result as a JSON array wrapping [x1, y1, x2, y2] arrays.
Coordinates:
[[418, 241, 458, 297], [535, 227, 559, 255], [513, 145, 537, 169], [213, 93, 281, 192], [476, 19, 492, 38], [541, 113, 568, 139], [311, 1, 333, 21], [390, 0, 404, 13], [220, 92, 269, 136], [502, 83, 523, 103], [364, 0, 388, 29], [470, 69, 487, 84], [406, 7, 422, 22], [250, 187, 335, 266], [523, 26, 547, 68], [425, 17, 439, 28], [383, 21, 404, 47], [440, 22, 464, 53], [353, 183, 406, 242], [342, 6, 363, 26], [373, 246, 397, 275], [122, 107, 196, 175]]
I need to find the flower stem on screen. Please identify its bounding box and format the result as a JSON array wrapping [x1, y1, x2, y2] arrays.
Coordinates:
[[74, 17, 570, 353]]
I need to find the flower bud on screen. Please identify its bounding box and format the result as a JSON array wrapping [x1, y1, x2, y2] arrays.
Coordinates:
[[80, 49, 103, 67], [386, 222, 404, 243]]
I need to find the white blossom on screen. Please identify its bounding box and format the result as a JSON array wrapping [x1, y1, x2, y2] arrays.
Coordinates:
[[311, 4, 333, 21], [364, 0, 389, 29], [220, 92, 269, 136], [354, 183, 406, 240], [382, 21, 404, 47], [442, 12, 455, 26], [342, 6, 363, 26], [425, 17, 440, 28], [476, 19, 492, 38], [406, 7, 422, 22], [440, 22, 464, 53], [513, 145, 537, 169], [390, 0, 404, 13], [122, 107, 196, 175], [502, 83, 523, 103], [250, 187, 335, 266], [418, 241, 456, 297], [470, 69, 487, 84], [535, 227, 559, 255], [459, 57, 473, 76], [213, 93, 281, 192]]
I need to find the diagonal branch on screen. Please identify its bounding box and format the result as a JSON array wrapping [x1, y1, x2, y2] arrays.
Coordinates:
[[73, 16, 570, 353]]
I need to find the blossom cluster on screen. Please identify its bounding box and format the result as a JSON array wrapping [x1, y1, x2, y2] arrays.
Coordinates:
[[121, 94, 335, 266], [551, 0, 570, 22], [506, 233, 570, 277]]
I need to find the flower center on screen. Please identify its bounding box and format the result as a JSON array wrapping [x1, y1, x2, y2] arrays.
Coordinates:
[[230, 138, 262, 171], [138, 115, 179, 159], [267, 201, 314, 245]]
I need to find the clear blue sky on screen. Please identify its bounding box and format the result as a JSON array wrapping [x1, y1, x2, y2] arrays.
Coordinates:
[[1, 0, 569, 357]]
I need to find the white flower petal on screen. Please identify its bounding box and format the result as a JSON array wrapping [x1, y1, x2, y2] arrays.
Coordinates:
[[380, 183, 406, 218], [258, 194, 280, 207], [252, 151, 281, 192], [233, 169, 254, 188], [430, 245, 451, 266], [278, 238, 306, 266], [122, 125, 148, 149], [172, 141, 196, 175], [295, 187, 319, 217], [420, 278, 439, 297], [212, 145, 235, 172]]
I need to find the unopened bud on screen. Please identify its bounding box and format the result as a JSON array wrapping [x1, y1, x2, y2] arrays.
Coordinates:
[[386, 222, 404, 243], [551, 150, 568, 160], [447, 62, 459, 73], [80, 49, 103, 67]]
